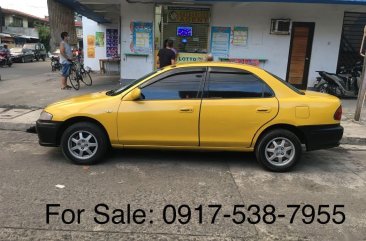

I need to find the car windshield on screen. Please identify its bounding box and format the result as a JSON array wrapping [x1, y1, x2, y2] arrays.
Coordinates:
[[266, 71, 305, 95], [106, 70, 160, 96], [23, 44, 35, 49]]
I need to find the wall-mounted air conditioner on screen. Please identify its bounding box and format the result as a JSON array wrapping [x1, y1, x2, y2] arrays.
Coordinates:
[[270, 19, 291, 35]]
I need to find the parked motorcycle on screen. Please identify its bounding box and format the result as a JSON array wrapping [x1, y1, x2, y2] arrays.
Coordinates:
[[0, 51, 13, 67], [51, 56, 61, 72], [314, 62, 362, 98]]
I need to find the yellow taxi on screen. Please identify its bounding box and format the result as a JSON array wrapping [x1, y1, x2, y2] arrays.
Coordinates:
[[36, 62, 343, 172]]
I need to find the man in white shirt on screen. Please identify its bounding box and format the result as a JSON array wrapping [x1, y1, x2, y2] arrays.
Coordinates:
[[59, 32, 73, 90]]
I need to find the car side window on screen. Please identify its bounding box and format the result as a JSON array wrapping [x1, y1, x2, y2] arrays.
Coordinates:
[[139, 71, 204, 100], [205, 69, 274, 99]]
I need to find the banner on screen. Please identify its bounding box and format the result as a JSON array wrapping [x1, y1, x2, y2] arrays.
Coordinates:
[[167, 7, 210, 24], [210, 26, 231, 58], [220, 58, 260, 66], [177, 53, 207, 63]]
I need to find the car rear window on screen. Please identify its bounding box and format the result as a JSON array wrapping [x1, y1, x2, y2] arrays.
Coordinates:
[[266, 71, 305, 95]]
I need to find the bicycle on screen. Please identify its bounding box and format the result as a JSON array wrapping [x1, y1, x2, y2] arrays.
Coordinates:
[[68, 61, 93, 90]]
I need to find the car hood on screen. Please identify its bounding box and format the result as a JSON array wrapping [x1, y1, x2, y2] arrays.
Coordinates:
[[47, 91, 110, 109]]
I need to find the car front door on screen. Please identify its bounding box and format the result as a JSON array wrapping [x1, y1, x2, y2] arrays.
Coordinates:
[[200, 67, 279, 147], [117, 67, 206, 146]]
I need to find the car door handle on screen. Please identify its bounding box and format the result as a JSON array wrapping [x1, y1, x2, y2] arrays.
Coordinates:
[[256, 107, 271, 113], [180, 107, 193, 113]]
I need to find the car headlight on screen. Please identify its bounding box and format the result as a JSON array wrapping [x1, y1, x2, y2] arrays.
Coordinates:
[[39, 111, 53, 121]]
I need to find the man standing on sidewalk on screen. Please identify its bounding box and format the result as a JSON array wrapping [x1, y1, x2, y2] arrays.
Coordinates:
[[59, 32, 73, 90], [157, 39, 176, 69]]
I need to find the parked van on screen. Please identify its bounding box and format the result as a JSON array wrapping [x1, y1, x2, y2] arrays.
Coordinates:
[[23, 43, 47, 61]]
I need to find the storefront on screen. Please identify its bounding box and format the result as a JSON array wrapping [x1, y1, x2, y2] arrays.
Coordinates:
[[75, 0, 366, 89], [154, 5, 211, 64]]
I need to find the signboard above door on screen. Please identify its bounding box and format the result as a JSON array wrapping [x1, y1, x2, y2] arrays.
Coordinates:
[[166, 6, 210, 24]]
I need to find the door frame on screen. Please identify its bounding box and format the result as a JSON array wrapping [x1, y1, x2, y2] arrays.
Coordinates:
[[286, 22, 315, 90]]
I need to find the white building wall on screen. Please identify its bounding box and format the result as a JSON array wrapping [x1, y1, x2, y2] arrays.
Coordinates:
[[210, 2, 366, 86], [120, 0, 155, 80], [82, 17, 119, 71], [119, 2, 366, 86]]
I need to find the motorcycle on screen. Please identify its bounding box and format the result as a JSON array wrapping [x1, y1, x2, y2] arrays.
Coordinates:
[[314, 62, 362, 98], [0, 51, 13, 67], [51, 56, 61, 72]]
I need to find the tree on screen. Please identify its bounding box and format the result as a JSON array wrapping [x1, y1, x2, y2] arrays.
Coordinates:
[[47, 0, 77, 52], [36, 24, 51, 52]]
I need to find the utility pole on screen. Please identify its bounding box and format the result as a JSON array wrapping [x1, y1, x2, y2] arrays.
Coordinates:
[[354, 26, 366, 121], [0, 6, 2, 34]]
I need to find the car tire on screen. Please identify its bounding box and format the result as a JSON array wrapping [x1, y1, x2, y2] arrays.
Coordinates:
[[61, 122, 109, 165], [255, 129, 302, 172]]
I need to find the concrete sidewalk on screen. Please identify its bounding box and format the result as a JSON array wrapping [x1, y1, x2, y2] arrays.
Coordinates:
[[0, 106, 365, 147]]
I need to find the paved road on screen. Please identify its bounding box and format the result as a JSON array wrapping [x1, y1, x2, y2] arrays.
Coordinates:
[[0, 130, 365, 240], [0, 60, 50, 81], [0, 61, 121, 108]]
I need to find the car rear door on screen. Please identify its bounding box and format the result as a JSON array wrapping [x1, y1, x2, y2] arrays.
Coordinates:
[[118, 67, 206, 146], [199, 67, 279, 147]]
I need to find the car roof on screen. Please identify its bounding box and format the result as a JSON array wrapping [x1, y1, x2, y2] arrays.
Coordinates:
[[164, 61, 263, 73]]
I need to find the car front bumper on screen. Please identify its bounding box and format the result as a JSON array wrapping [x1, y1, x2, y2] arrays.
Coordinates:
[[299, 124, 344, 151], [36, 120, 63, 147]]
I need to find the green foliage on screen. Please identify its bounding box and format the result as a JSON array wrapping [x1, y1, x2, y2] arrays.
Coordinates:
[[36, 24, 51, 52]]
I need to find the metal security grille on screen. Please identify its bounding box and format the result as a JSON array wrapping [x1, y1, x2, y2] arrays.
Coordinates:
[[337, 11, 366, 70], [161, 6, 210, 53], [162, 23, 209, 52]]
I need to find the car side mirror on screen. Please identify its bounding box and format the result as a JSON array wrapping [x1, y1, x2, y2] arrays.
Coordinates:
[[122, 88, 142, 101]]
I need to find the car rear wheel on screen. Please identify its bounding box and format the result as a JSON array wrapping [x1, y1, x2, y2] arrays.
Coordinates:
[[255, 129, 301, 172], [61, 122, 109, 165]]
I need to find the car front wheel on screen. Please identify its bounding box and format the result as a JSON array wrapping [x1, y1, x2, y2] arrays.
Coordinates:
[[255, 129, 302, 172], [61, 122, 109, 165]]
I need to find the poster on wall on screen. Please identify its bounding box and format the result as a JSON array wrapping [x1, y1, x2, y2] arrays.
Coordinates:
[[232, 27, 248, 46], [95, 32, 105, 47], [87, 35, 95, 58], [87, 35, 95, 46], [106, 29, 119, 57], [130, 22, 153, 54], [87, 47, 95, 58], [210, 26, 231, 58]]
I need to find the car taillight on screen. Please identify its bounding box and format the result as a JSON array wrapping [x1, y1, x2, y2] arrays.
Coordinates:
[[334, 105, 342, 121]]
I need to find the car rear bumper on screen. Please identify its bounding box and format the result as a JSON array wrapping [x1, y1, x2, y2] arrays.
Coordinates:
[[36, 120, 63, 147], [299, 124, 343, 151]]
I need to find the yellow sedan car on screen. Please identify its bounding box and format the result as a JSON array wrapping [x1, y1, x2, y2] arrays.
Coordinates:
[[36, 62, 343, 171]]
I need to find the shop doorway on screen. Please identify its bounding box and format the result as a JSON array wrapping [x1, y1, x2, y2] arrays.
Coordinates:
[[154, 5, 211, 68], [286, 22, 315, 90]]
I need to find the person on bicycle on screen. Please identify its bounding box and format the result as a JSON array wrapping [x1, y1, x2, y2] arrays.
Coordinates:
[[59, 32, 73, 90]]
